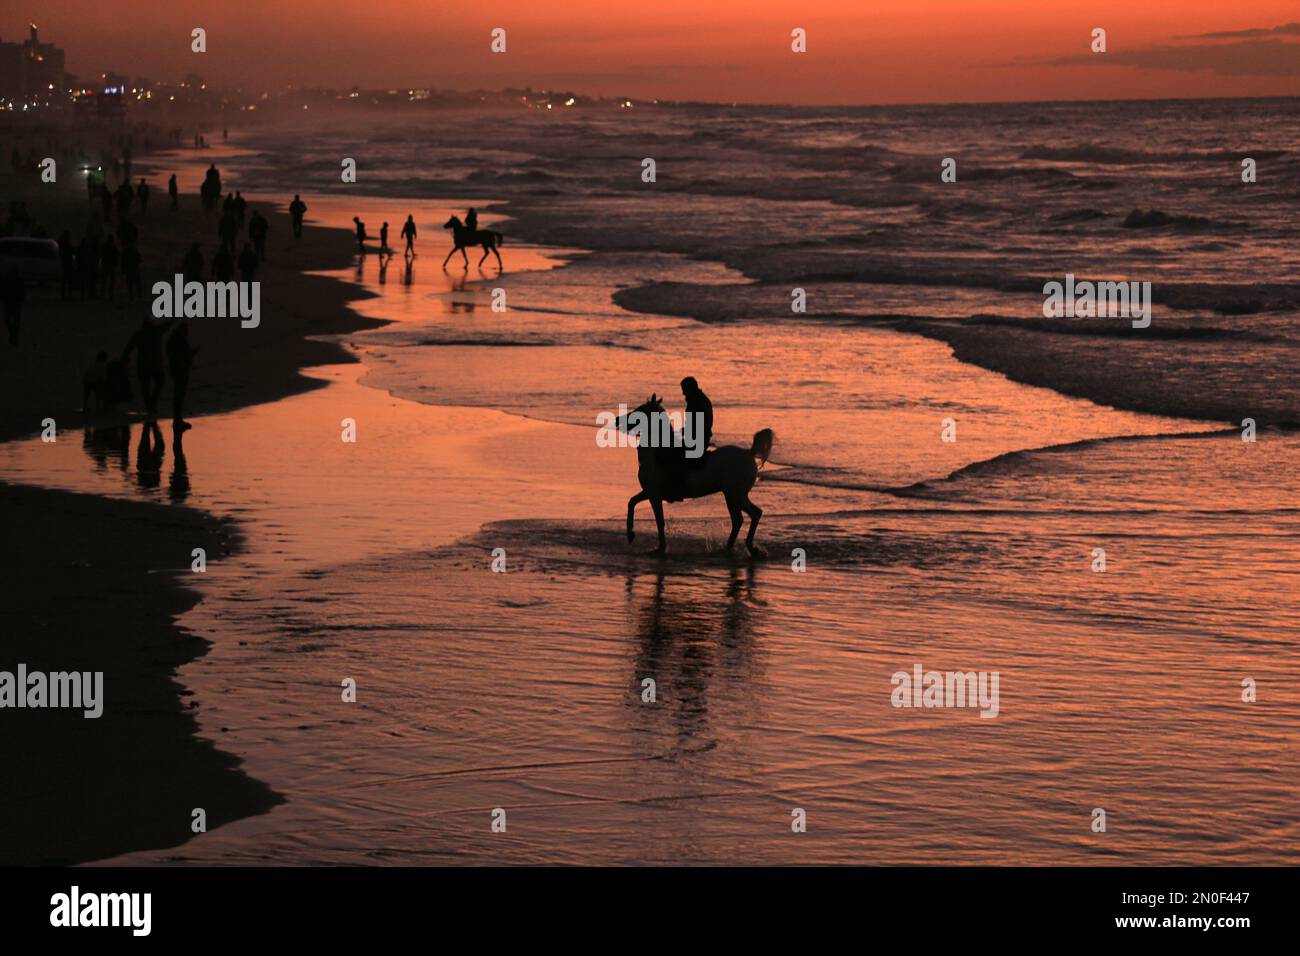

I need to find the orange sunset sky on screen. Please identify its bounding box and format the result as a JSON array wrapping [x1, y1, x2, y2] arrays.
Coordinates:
[[6, 1, 1299, 104]]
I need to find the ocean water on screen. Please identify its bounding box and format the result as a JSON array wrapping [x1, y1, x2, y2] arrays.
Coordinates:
[[6, 99, 1300, 864]]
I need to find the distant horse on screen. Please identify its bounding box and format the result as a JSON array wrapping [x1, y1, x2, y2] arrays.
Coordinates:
[[442, 215, 504, 270], [623, 394, 774, 557]]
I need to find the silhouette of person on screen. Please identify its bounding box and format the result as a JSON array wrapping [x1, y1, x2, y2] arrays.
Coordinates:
[[1, 267, 26, 346], [379, 221, 389, 256], [137, 178, 150, 213], [122, 317, 173, 419], [238, 242, 259, 282], [168, 173, 178, 209], [681, 376, 714, 460], [353, 216, 367, 253], [249, 210, 269, 261], [218, 210, 238, 252], [182, 242, 204, 283], [233, 192, 246, 225], [465, 208, 478, 234], [121, 241, 143, 301], [289, 194, 307, 239], [167, 322, 199, 427], [212, 244, 234, 282], [401, 214, 417, 256], [661, 377, 714, 501]]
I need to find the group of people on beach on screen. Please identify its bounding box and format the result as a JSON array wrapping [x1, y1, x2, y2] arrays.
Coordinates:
[[350, 210, 429, 258], [83, 318, 198, 429]]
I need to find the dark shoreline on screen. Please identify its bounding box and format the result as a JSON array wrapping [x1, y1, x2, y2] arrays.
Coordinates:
[[0, 124, 380, 864]]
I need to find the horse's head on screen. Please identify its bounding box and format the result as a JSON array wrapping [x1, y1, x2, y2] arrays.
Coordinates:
[[443, 216, 461, 230], [632, 393, 665, 418]]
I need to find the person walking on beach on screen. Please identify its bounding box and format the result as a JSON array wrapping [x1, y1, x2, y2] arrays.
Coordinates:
[[122, 316, 173, 419], [167, 322, 199, 427], [249, 210, 269, 261], [401, 214, 417, 256], [1, 267, 25, 346], [201, 164, 222, 212], [238, 242, 259, 283], [182, 242, 204, 284], [137, 178, 150, 214], [219, 210, 239, 253], [168, 173, 178, 209], [353, 216, 368, 254], [379, 221, 390, 256], [212, 244, 234, 282], [289, 194, 307, 239]]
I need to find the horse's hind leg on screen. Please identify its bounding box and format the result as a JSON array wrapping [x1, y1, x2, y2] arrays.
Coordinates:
[[742, 495, 765, 557], [724, 491, 743, 552], [478, 244, 490, 267], [650, 498, 666, 554], [627, 490, 647, 543], [492, 244, 503, 270]]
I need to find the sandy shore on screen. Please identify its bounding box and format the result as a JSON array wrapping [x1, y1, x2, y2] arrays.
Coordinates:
[[0, 125, 373, 863]]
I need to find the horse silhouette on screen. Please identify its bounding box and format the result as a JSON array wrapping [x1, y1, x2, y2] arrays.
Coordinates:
[[623, 394, 774, 557], [442, 215, 504, 270]]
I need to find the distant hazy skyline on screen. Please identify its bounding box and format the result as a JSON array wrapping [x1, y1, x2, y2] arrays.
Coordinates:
[[6, 2, 1299, 105]]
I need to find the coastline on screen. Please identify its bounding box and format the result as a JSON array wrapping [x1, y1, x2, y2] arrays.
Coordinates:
[[0, 132, 382, 863]]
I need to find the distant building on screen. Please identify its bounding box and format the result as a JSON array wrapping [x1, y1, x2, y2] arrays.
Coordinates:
[[0, 23, 66, 102]]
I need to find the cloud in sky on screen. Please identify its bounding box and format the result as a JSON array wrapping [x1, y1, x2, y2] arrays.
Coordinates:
[[1176, 22, 1300, 40], [1039, 26, 1300, 78]]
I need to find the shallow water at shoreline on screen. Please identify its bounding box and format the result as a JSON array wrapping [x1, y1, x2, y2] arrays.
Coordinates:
[[3, 183, 1298, 861]]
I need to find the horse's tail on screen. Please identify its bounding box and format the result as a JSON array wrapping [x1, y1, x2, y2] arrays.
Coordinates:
[[750, 428, 774, 469], [495, 232, 505, 246]]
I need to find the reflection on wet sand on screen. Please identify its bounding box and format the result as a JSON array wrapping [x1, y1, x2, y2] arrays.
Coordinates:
[[80, 420, 194, 502], [627, 565, 765, 748]]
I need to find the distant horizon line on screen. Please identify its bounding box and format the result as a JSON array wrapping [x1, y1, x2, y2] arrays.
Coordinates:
[[278, 87, 1300, 109]]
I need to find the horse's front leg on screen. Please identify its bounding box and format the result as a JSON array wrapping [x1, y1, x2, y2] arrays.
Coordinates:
[[442, 245, 456, 268], [650, 498, 666, 554], [627, 490, 648, 543]]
